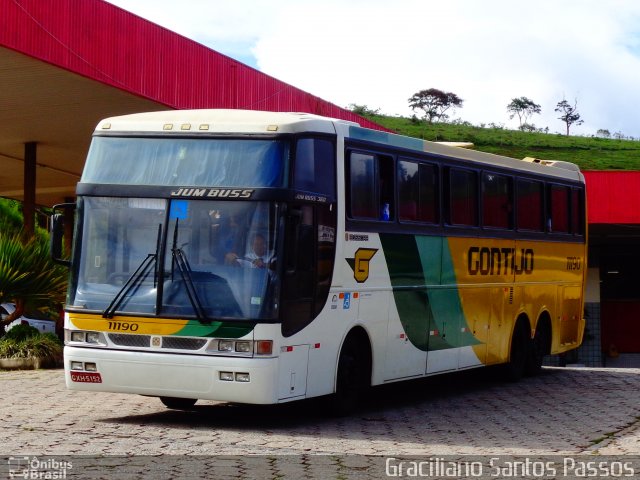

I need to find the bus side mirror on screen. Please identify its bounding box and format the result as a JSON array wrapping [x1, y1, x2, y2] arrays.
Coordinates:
[[50, 203, 75, 267]]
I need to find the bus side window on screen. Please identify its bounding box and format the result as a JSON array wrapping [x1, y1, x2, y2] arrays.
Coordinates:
[[482, 172, 512, 229], [448, 168, 478, 226], [294, 138, 336, 197], [571, 188, 584, 235], [348, 151, 394, 221], [517, 179, 544, 231], [398, 160, 439, 224], [378, 155, 394, 220], [349, 152, 377, 219], [549, 184, 570, 233]]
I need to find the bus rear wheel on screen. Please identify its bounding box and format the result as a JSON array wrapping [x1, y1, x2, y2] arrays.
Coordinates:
[[503, 319, 530, 382], [527, 321, 551, 376], [159, 397, 197, 410]]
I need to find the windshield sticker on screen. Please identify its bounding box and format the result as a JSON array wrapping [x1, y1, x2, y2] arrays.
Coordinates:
[[169, 200, 189, 219], [318, 225, 336, 243]]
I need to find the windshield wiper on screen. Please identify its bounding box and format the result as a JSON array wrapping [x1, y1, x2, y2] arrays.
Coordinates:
[[102, 224, 162, 319], [170, 219, 210, 324], [102, 253, 156, 319]]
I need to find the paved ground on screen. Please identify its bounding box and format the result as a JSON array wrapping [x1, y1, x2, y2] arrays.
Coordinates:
[[1, 366, 639, 478]]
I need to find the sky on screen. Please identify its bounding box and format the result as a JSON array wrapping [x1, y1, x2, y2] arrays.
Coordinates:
[[106, 0, 640, 138]]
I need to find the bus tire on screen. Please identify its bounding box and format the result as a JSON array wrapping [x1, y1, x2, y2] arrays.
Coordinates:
[[328, 331, 371, 416], [159, 397, 197, 410], [503, 318, 530, 382], [527, 318, 551, 376]]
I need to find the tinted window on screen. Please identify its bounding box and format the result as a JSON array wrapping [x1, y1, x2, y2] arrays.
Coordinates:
[[348, 152, 394, 221], [294, 138, 335, 196], [517, 180, 544, 231], [349, 153, 377, 219], [482, 173, 512, 229], [571, 188, 584, 235], [398, 160, 439, 223], [449, 168, 478, 226], [550, 185, 570, 233]]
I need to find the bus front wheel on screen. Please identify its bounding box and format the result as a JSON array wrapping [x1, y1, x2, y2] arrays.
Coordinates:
[[329, 333, 371, 416]]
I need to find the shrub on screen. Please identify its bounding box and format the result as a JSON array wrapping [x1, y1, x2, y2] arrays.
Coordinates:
[[4, 324, 40, 342], [0, 332, 62, 360]]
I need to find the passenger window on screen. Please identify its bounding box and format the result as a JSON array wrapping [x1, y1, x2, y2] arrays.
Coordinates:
[[398, 160, 439, 223], [349, 153, 376, 219], [348, 151, 394, 221], [482, 173, 512, 229], [517, 180, 544, 231], [571, 188, 584, 235], [549, 185, 570, 233], [449, 168, 478, 226]]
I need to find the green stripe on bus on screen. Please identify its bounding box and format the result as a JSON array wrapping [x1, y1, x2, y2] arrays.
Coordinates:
[[380, 234, 480, 351], [175, 321, 255, 338]]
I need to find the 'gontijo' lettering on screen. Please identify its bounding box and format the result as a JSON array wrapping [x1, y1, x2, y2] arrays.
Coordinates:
[[468, 247, 534, 275]]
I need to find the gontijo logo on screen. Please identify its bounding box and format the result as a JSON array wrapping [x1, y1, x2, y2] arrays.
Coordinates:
[[345, 248, 378, 283]]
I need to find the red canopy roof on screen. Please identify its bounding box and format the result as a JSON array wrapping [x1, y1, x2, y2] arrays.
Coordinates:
[[584, 171, 640, 224]]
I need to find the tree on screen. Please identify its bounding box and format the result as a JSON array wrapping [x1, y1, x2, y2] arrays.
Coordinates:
[[596, 129, 611, 138], [555, 98, 584, 136], [408, 88, 463, 123], [348, 104, 380, 116], [506, 97, 541, 130]]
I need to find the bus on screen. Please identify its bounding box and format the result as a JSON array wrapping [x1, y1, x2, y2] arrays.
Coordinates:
[[52, 109, 586, 412]]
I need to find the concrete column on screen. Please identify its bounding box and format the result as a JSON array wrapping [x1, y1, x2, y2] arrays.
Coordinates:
[[23, 142, 37, 238]]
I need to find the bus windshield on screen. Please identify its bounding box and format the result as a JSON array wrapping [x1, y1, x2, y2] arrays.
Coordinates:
[[69, 197, 282, 321], [81, 137, 289, 187]]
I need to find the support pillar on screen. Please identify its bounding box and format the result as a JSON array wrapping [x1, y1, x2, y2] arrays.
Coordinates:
[[23, 142, 37, 238]]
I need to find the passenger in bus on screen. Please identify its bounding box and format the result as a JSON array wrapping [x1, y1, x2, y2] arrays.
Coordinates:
[[225, 233, 275, 269]]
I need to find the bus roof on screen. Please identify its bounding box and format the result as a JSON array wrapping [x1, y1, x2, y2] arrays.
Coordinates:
[[96, 109, 355, 136], [96, 109, 583, 183]]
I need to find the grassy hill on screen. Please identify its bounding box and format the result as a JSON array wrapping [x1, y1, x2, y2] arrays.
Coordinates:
[[363, 114, 640, 171]]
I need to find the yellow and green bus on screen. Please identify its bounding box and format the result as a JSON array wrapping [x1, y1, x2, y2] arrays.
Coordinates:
[[53, 109, 586, 412]]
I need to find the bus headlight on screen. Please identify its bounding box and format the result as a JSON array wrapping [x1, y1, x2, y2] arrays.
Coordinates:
[[235, 341, 252, 353], [218, 340, 234, 352], [70, 331, 85, 342], [86, 332, 101, 344]]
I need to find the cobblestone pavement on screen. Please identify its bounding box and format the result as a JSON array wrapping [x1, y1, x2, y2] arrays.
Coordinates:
[[1, 366, 639, 478]]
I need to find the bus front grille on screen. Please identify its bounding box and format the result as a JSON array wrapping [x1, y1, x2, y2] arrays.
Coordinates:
[[161, 337, 207, 350], [109, 333, 151, 348], [107, 333, 207, 351]]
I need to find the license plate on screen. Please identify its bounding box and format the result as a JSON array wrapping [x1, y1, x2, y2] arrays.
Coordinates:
[[70, 372, 102, 383]]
